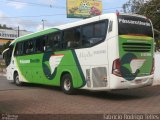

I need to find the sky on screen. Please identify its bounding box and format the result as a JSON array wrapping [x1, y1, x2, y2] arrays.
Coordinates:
[[0, 0, 129, 32]]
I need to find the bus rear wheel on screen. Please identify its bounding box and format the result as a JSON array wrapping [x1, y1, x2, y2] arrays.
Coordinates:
[[14, 72, 23, 86], [61, 74, 74, 95]]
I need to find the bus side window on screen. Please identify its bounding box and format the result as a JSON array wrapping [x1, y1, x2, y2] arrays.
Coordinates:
[[24, 40, 35, 54], [93, 21, 107, 44], [82, 24, 94, 47], [94, 22, 106, 37], [35, 36, 45, 53], [5, 45, 13, 66], [63, 27, 81, 49], [63, 29, 74, 49], [52, 32, 61, 50], [45, 32, 61, 52], [82, 20, 108, 47], [14, 42, 24, 56], [74, 27, 81, 48]]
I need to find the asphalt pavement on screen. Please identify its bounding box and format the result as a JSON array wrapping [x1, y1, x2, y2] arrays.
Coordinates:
[[0, 76, 160, 116], [0, 55, 3, 60]]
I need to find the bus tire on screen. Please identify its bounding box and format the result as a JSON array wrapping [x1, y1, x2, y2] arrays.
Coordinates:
[[14, 72, 23, 86], [61, 74, 74, 95]]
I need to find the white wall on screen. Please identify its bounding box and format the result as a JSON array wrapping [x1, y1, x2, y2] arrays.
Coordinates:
[[154, 52, 160, 85]]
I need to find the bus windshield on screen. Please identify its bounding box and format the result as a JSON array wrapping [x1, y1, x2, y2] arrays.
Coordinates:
[[2, 46, 13, 66], [118, 15, 153, 37]]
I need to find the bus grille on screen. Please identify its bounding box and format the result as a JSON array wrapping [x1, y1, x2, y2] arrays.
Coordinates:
[[122, 43, 151, 52]]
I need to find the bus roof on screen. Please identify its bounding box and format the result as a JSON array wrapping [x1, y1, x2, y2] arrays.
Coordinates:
[[10, 13, 148, 45], [10, 28, 59, 45], [10, 13, 118, 45], [119, 13, 147, 19]]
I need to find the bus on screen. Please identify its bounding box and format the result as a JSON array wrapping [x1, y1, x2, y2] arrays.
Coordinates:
[[3, 13, 154, 94]]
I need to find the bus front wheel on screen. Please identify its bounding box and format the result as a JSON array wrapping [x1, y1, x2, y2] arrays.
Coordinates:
[[14, 72, 23, 86], [61, 74, 74, 95]]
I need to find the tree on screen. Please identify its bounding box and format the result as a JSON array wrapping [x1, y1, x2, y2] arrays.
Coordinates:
[[138, 0, 160, 31], [123, 0, 160, 31], [122, 0, 145, 13], [2, 24, 7, 29], [0, 41, 11, 55], [0, 24, 13, 30], [123, 0, 160, 50]]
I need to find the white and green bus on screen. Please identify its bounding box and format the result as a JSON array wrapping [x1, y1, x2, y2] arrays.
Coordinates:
[[3, 13, 154, 94]]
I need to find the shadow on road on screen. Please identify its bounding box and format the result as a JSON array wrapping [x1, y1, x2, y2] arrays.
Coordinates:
[[12, 81, 159, 101]]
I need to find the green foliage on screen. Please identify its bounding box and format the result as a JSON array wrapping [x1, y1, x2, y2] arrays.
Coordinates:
[[123, 0, 145, 13], [0, 24, 13, 30], [123, 0, 160, 50], [138, 0, 160, 31], [0, 41, 11, 55], [123, 0, 160, 31]]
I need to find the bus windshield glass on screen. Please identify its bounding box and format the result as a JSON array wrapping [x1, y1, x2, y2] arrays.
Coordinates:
[[118, 15, 153, 37], [3, 46, 13, 66]]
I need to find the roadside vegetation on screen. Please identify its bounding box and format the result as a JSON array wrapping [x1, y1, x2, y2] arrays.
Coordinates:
[[123, 0, 160, 51], [0, 59, 6, 73]]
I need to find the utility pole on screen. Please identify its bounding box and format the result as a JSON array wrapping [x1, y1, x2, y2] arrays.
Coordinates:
[[42, 19, 46, 30], [18, 26, 20, 37]]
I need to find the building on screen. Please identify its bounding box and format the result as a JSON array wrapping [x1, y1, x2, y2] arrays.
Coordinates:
[[0, 29, 32, 47]]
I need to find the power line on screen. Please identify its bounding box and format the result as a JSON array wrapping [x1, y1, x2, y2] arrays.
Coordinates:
[[2, 0, 123, 11], [0, 0, 125, 20], [6, 0, 66, 9], [0, 14, 66, 19], [103, 7, 123, 11], [0, 7, 125, 19]]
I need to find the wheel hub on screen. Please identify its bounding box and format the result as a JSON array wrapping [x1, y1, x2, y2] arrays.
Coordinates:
[[64, 79, 71, 91]]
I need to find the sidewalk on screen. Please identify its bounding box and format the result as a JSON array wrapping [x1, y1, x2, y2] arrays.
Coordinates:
[[0, 73, 6, 77], [0, 59, 6, 77], [153, 80, 160, 86], [0, 68, 6, 77], [153, 52, 160, 86]]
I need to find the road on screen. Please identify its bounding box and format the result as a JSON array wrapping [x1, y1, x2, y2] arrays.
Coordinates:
[[0, 75, 160, 115], [0, 55, 2, 60]]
